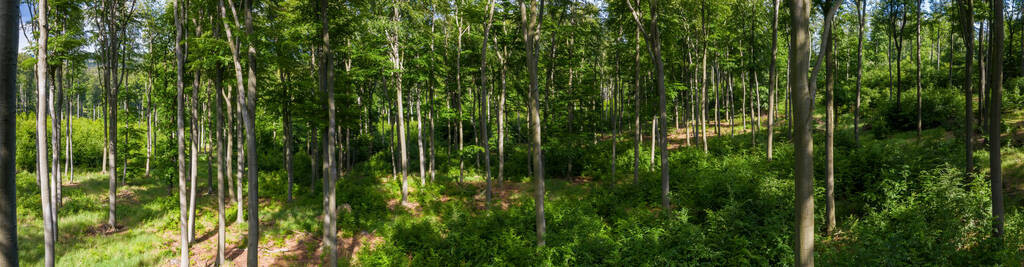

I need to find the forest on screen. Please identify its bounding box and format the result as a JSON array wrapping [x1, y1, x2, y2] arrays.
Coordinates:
[[0, 0, 1022, 265]]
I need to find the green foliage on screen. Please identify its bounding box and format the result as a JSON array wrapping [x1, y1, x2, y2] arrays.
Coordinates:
[[16, 114, 107, 171], [865, 88, 965, 137], [820, 166, 1019, 265]]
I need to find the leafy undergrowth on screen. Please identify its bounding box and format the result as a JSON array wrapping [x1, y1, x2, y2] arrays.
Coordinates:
[[15, 119, 1024, 266]]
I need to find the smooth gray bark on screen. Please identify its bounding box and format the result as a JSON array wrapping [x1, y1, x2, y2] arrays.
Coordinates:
[[520, 0, 545, 247], [173, 0, 189, 265], [790, 0, 814, 264]]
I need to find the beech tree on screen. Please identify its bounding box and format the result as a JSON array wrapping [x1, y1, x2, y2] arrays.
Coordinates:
[[520, 0, 545, 247], [0, 0, 17, 264], [789, 0, 814, 264]]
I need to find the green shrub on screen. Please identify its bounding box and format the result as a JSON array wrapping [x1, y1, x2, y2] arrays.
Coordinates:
[[865, 88, 964, 137]]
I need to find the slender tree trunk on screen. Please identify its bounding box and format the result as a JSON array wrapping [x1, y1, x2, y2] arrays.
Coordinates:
[[235, 92, 243, 227], [218, 0, 245, 230], [320, 0, 336, 263], [957, 0, 974, 175], [479, 0, 495, 203], [520, 0, 545, 247], [790, 0, 814, 264], [713, 66, 720, 136], [281, 70, 293, 203], [243, 0, 259, 262], [417, 97, 425, 186], [610, 51, 619, 181], [498, 47, 507, 187], [825, 22, 836, 236], [106, 14, 120, 232], [633, 24, 641, 183], [173, 0, 189, 264], [387, 0, 408, 206], [187, 56, 201, 245], [916, 0, 923, 137], [647, 0, 670, 209], [979, 22, 986, 131], [456, 18, 466, 184], [727, 72, 734, 137], [0, 0, 16, 261], [988, 0, 1005, 237], [768, 0, 778, 160], [855, 0, 864, 146], [649, 115, 655, 170], [215, 62, 226, 266], [36, 0, 56, 261], [699, 4, 709, 151]]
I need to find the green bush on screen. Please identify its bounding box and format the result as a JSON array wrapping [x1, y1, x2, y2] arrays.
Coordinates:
[[865, 88, 964, 137], [820, 166, 1005, 265], [16, 114, 107, 172]]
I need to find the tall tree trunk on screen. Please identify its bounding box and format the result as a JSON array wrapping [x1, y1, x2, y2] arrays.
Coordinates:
[[649, 115, 655, 170], [957, 0, 974, 176], [235, 91, 243, 227], [610, 49, 619, 182], [790, 0, 814, 264], [456, 16, 466, 184], [282, 72, 294, 203], [825, 21, 836, 236], [855, 0, 864, 146], [713, 66, 720, 136], [243, 0, 259, 262], [701, 4, 708, 153], [218, 0, 245, 231], [173, 0, 189, 264], [106, 8, 120, 232], [498, 46, 507, 187], [768, 0, 779, 159], [633, 23, 641, 184], [646, 0, 670, 209], [187, 53, 201, 244], [479, 0, 495, 203], [979, 22, 986, 131], [0, 0, 16, 261], [320, 0, 336, 263], [520, 0, 545, 247], [417, 96, 425, 186], [215, 62, 226, 266], [916, 0, 923, 137], [988, 0, 1005, 238], [389, 6, 408, 202], [36, 0, 55, 262]]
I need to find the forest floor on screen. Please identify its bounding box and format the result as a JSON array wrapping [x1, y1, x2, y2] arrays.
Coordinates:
[[14, 111, 1024, 265]]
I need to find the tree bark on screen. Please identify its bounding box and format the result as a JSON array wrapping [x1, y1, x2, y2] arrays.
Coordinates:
[[281, 69, 293, 203], [215, 58, 226, 266], [520, 0, 545, 247], [790, 0, 814, 264], [497, 45, 507, 187], [956, 0, 974, 176], [388, 1, 408, 205], [0, 0, 19, 263], [646, 0, 669, 209], [855, 0, 864, 146], [988, 0, 1005, 238], [768, 0, 778, 160], [320, 0, 336, 263], [243, 0, 259, 262], [218, 0, 246, 230], [825, 21, 836, 236], [479, 0, 495, 203], [173, 0, 189, 264], [916, 0, 923, 137], [633, 23, 641, 183], [700, 3, 708, 153]]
